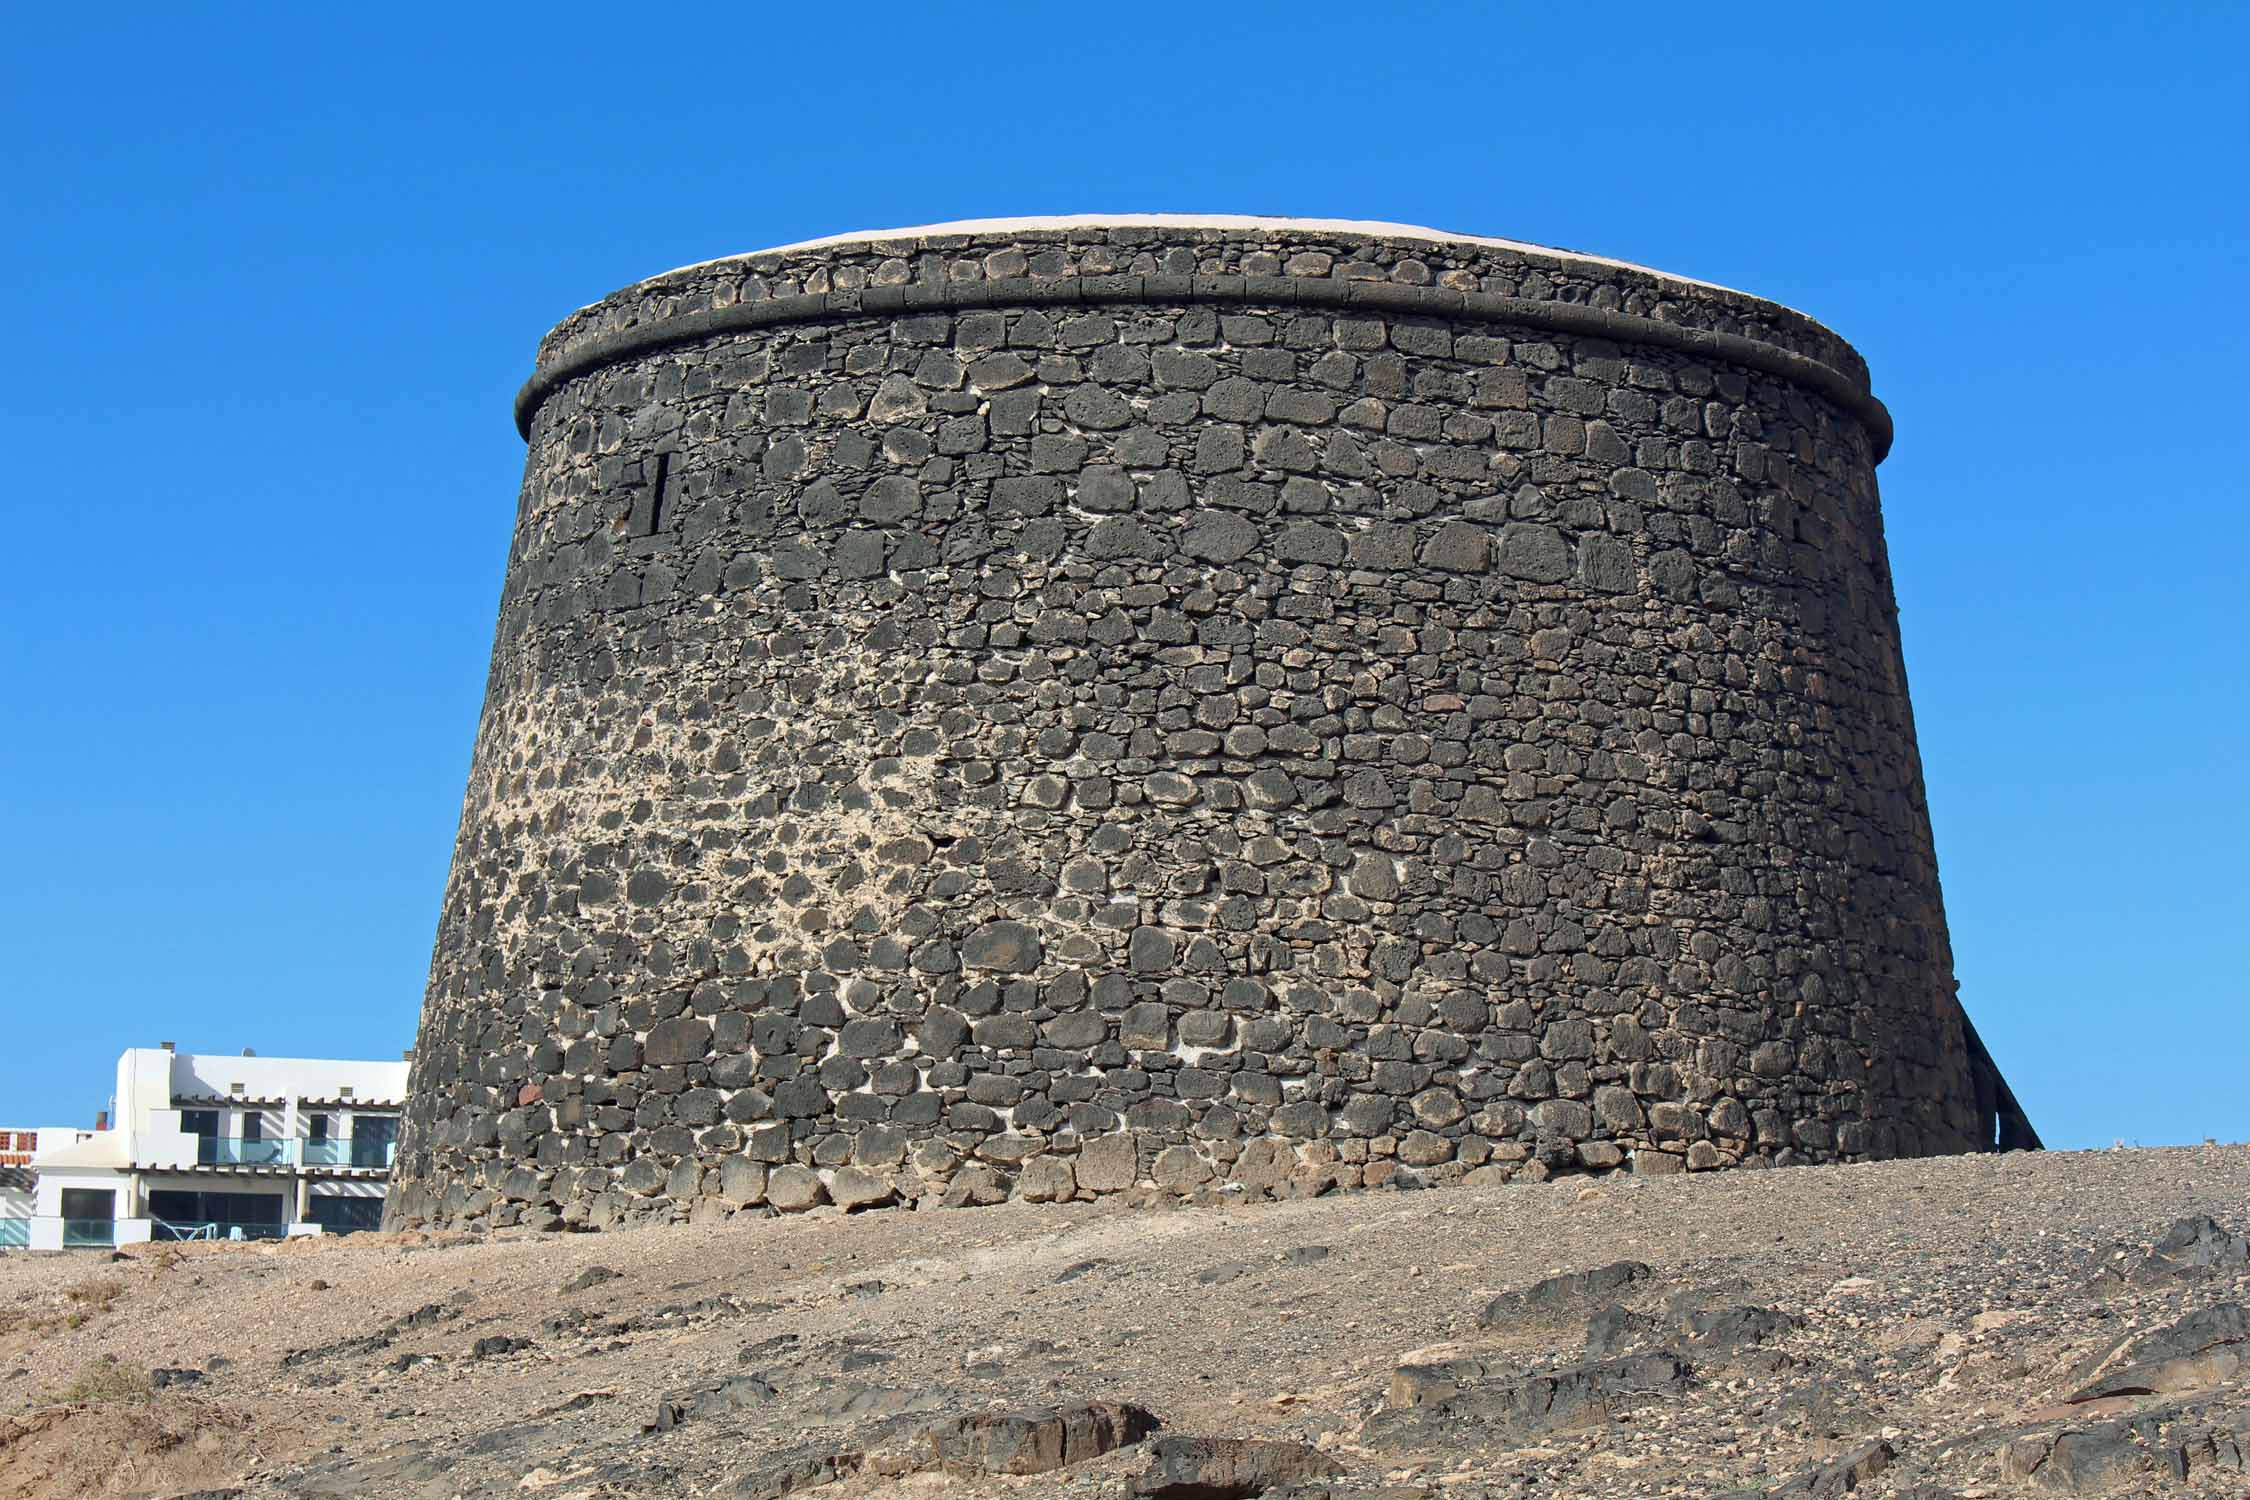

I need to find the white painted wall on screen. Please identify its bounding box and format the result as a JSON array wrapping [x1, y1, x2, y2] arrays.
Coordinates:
[[34, 1123, 130, 1171], [169, 1052, 410, 1105]]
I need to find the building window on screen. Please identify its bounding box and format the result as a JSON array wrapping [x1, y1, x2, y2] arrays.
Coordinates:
[[351, 1115, 398, 1169], [241, 1112, 263, 1142], [60, 1188, 115, 1248], [307, 1114, 330, 1141]]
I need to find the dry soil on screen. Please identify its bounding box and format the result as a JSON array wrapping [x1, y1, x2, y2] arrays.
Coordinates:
[[3, 1145, 2246, 1499]]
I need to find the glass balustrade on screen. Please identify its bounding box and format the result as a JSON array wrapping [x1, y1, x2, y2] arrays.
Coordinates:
[[350, 1139, 397, 1169], [301, 1139, 396, 1168], [197, 1137, 289, 1166], [0, 1219, 28, 1249], [187, 1133, 399, 1169], [61, 1218, 114, 1247]]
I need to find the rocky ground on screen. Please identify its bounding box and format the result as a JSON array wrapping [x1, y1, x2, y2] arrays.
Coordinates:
[[2, 1145, 2246, 1499]]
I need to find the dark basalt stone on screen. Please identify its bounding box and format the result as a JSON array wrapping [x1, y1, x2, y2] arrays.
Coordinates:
[[390, 218, 2031, 1236]]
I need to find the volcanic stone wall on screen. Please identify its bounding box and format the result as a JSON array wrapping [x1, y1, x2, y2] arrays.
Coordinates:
[[389, 219, 2009, 1233]]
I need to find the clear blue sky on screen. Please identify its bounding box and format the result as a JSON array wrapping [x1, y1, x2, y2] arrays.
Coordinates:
[[3, 5, 2242, 1151]]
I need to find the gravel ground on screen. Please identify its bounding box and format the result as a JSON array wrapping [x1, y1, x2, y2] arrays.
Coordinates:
[[1, 1144, 2245, 1499]]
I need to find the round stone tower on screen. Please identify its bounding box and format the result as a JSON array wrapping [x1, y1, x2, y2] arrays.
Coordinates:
[[388, 216, 2031, 1233]]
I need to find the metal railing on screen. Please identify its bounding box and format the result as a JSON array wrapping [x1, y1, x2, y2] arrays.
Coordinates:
[[61, 1218, 114, 1248], [152, 1218, 284, 1242]]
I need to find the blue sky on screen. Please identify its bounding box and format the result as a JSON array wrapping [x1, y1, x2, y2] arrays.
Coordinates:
[[3, 4, 2242, 1150]]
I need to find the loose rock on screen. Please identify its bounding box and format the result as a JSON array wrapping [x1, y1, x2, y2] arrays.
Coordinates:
[[1129, 1435, 1339, 1499], [909, 1400, 1160, 1475]]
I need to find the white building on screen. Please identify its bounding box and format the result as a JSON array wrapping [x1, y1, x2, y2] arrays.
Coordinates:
[[3, 1128, 94, 1248], [24, 1045, 412, 1250]]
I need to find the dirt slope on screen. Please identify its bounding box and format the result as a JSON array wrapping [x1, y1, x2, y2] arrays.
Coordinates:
[[2, 1145, 2245, 1498]]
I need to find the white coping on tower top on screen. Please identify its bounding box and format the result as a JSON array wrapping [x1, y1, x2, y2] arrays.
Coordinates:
[[602, 215, 1769, 312]]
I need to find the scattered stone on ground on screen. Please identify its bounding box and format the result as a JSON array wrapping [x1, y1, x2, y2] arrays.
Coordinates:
[[1475, 1259, 1651, 1330], [0, 1146, 2246, 1499], [560, 1264, 620, 1294]]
